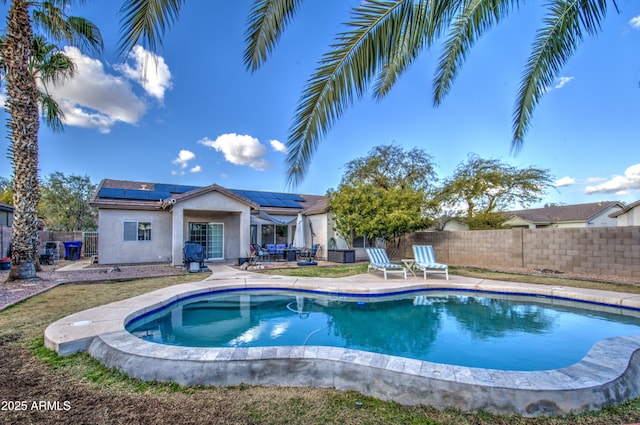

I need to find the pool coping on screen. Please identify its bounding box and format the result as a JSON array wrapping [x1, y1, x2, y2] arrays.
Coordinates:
[[44, 269, 640, 417]]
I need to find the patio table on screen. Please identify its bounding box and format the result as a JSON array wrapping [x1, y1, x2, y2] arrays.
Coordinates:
[[401, 258, 416, 277]]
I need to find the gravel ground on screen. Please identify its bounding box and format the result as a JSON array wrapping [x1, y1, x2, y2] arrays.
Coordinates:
[[0, 261, 190, 311]]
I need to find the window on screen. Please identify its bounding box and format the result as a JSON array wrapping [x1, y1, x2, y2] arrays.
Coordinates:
[[124, 221, 151, 241], [352, 236, 373, 248], [261, 224, 274, 245], [189, 222, 224, 259], [276, 225, 288, 244]]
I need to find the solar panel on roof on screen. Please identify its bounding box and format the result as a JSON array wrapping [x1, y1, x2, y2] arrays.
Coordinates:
[[116, 190, 171, 201], [154, 183, 199, 194], [230, 189, 306, 208], [148, 191, 171, 200], [98, 188, 125, 199], [153, 184, 174, 193]]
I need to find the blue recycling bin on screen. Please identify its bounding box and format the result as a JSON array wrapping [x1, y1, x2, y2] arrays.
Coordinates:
[[63, 241, 83, 261]]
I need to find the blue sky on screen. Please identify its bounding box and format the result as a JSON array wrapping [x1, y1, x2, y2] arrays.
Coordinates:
[[1, 1, 639, 208]]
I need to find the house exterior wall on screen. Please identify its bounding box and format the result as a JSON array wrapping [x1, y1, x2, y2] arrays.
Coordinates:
[[307, 213, 329, 260], [170, 191, 251, 266], [324, 212, 372, 261], [616, 208, 640, 226], [97, 209, 172, 264], [587, 207, 621, 227], [554, 221, 587, 228]]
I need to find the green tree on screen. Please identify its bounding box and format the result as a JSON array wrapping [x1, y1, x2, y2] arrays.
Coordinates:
[[244, 0, 616, 185], [39, 172, 97, 231], [0, 177, 12, 205], [435, 154, 553, 229], [328, 145, 436, 257], [2, 0, 102, 280]]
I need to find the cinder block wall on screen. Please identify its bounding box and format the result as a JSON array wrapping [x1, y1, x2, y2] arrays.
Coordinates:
[[400, 226, 640, 279]]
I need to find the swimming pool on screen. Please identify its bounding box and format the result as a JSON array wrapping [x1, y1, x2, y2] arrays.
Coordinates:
[[126, 290, 640, 371], [44, 273, 640, 416]]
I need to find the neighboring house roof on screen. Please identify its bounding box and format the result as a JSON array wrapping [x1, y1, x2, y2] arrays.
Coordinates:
[[504, 201, 623, 226], [609, 200, 640, 218], [90, 179, 328, 215], [0, 201, 13, 213]]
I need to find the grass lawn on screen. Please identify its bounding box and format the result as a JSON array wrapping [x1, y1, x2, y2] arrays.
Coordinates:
[[1, 269, 640, 424]]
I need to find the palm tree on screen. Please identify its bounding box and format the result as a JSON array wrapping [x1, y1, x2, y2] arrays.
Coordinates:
[[242, 0, 617, 186], [2, 0, 102, 280], [1, 34, 76, 131], [1, 0, 175, 280]]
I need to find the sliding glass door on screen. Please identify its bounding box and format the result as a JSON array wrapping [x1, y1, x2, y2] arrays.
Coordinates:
[[189, 222, 224, 260]]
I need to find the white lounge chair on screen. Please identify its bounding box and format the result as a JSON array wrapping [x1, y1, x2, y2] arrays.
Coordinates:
[[412, 245, 449, 280], [365, 248, 407, 280]]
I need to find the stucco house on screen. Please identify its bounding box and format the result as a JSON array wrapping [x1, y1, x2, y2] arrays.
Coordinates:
[[502, 201, 623, 229], [609, 200, 640, 226], [90, 179, 341, 266]]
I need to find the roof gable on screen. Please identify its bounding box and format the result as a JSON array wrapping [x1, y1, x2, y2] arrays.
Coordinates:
[[609, 200, 640, 218], [505, 201, 623, 224]]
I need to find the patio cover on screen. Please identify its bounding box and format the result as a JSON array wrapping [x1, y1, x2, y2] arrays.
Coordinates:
[[251, 211, 297, 225]]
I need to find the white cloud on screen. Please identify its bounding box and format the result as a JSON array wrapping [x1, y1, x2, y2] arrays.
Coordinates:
[[114, 45, 172, 101], [553, 176, 575, 187], [46, 46, 147, 133], [190, 165, 202, 173], [630, 16, 640, 29], [553, 76, 574, 90], [586, 177, 606, 183], [37, 45, 172, 133], [270, 139, 288, 154], [585, 163, 640, 194], [172, 150, 196, 168], [199, 133, 271, 170], [543, 76, 574, 93]]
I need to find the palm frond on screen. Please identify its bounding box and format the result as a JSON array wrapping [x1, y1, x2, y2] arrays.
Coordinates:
[[117, 0, 185, 57], [31, 1, 103, 54], [433, 0, 520, 106], [512, 0, 607, 151], [244, 0, 303, 72], [286, 0, 412, 186], [65, 17, 104, 54], [37, 51, 75, 84], [38, 92, 65, 133], [372, 0, 430, 99]]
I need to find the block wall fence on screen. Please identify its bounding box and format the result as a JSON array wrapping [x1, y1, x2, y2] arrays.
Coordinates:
[[399, 226, 640, 280]]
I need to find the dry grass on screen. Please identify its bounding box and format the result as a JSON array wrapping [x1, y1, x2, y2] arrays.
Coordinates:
[[452, 266, 640, 294], [1, 272, 640, 424]]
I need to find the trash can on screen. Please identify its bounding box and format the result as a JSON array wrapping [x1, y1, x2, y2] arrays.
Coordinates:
[[63, 241, 83, 261]]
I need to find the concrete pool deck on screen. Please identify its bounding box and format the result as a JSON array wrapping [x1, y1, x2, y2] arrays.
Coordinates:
[[45, 266, 640, 417]]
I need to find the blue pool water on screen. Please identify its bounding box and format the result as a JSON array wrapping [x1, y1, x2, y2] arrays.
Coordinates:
[[126, 290, 640, 371]]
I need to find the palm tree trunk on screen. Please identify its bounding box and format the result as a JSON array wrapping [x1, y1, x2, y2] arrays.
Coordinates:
[[3, 0, 41, 280]]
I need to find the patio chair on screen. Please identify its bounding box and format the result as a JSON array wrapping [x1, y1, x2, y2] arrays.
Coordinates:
[[412, 245, 449, 280], [299, 243, 319, 261], [275, 243, 286, 257], [251, 244, 270, 262], [365, 247, 407, 280], [265, 243, 276, 259]]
